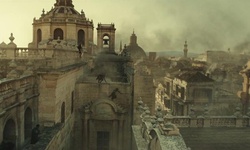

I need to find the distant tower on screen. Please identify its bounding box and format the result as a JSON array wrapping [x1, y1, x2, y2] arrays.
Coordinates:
[[183, 40, 188, 58], [120, 41, 122, 52], [130, 30, 137, 46], [96, 23, 116, 52]]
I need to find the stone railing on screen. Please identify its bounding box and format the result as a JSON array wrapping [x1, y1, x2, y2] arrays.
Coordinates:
[[171, 115, 250, 128], [33, 18, 93, 25], [0, 47, 83, 69]]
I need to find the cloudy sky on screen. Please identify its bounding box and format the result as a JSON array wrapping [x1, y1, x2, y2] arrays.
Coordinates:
[[1, 0, 250, 53]]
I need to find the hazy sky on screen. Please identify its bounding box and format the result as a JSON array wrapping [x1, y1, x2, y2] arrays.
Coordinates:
[[1, 0, 250, 53]]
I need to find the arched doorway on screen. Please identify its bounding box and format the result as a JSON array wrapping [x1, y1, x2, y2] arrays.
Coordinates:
[[3, 119, 16, 149], [54, 28, 64, 40], [61, 102, 65, 123], [78, 29, 85, 46], [37, 29, 42, 46], [24, 107, 32, 140]]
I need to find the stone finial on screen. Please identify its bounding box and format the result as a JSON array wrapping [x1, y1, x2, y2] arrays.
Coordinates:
[[246, 107, 250, 117], [81, 10, 85, 16], [234, 106, 242, 118], [143, 110, 151, 121], [8, 33, 17, 48], [151, 115, 157, 128], [41, 9, 45, 16], [9, 33, 15, 43], [164, 110, 173, 123], [189, 107, 196, 118], [7, 59, 19, 79], [0, 41, 7, 48], [155, 106, 163, 119], [137, 97, 144, 112], [23, 60, 34, 75], [9, 59, 17, 68]]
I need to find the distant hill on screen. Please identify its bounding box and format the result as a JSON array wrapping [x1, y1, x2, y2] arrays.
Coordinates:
[[146, 51, 199, 58]]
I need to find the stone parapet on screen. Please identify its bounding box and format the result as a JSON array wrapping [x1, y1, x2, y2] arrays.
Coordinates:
[[0, 47, 83, 69], [171, 115, 250, 128]]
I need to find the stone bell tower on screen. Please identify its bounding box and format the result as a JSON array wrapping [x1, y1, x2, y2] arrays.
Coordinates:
[[96, 23, 116, 53], [30, 0, 94, 53]]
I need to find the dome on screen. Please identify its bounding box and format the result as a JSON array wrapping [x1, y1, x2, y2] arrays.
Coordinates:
[[126, 44, 147, 60], [35, 0, 92, 25], [121, 31, 147, 61]]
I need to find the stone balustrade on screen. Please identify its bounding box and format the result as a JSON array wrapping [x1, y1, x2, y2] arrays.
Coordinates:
[[171, 115, 250, 128], [33, 18, 93, 25], [0, 47, 82, 69]]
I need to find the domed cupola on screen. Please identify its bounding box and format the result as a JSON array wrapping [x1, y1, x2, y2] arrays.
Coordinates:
[[30, 0, 94, 53], [42, 0, 82, 18], [121, 31, 147, 62]]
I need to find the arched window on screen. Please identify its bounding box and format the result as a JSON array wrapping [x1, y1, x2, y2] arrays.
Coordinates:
[[61, 102, 65, 123], [54, 28, 64, 40], [78, 29, 85, 46], [103, 35, 110, 48], [37, 29, 42, 46], [3, 119, 16, 148], [24, 107, 32, 140]]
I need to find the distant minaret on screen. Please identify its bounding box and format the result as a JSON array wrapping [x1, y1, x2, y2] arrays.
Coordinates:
[[183, 40, 188, 58], [120, 41, 122, 52]]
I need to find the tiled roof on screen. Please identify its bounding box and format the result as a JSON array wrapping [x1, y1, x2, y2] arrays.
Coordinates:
[[176, 71, 214, 82], [180, 127, 250, 150]]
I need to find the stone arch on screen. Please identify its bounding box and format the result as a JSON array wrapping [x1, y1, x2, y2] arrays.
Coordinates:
[[37, 29, 42, 45], [24, 107, 33, 140], [54, 28, 64, 40], [3, 119, 16, 149], [90, 100, 118, 120], [77, 29, 85, 46], [61, 102, 65, 123]]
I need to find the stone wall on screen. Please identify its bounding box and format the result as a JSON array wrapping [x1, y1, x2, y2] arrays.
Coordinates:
[[134, 73, 155, 114], [0, 75, 39, 149], [74, 81, 132, 150], [37, 64, 83, 150]]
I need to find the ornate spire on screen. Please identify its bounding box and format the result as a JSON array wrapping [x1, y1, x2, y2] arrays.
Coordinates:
[[54, 0, 74, 7]]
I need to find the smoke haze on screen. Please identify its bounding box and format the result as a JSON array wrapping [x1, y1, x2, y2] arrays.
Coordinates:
[[1, 0, 250, 53]]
